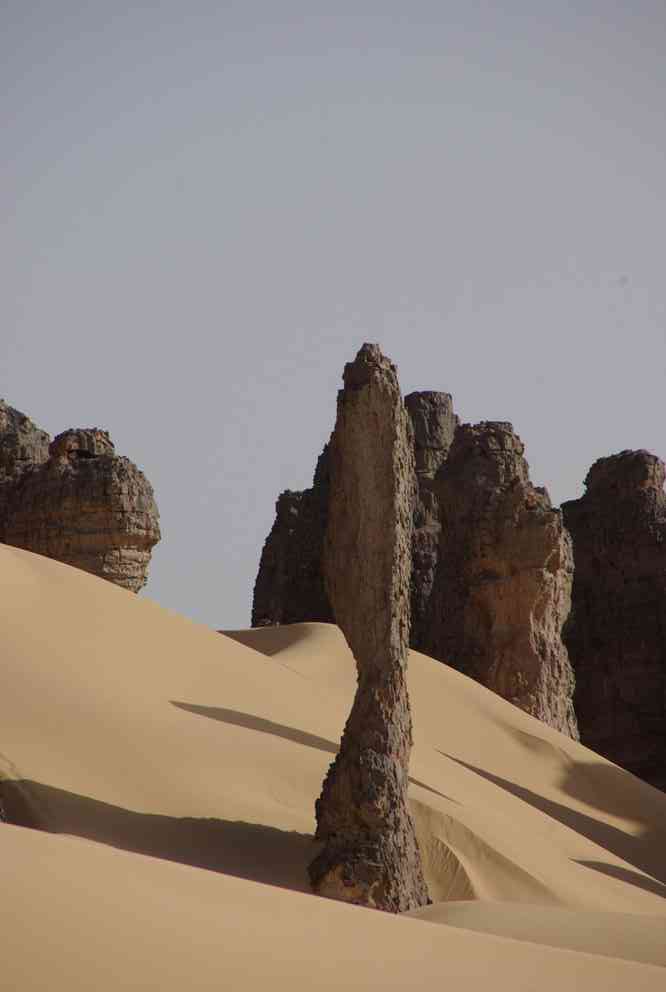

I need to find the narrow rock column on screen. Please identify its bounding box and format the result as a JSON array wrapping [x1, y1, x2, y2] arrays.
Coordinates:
[[309, 344, 430, 912]]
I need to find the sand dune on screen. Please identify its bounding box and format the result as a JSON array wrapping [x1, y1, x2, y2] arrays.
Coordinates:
[[2, 544, 665, 989]]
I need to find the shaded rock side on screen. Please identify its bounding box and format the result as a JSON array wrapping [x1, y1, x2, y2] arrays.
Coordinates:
[[423, 422, 578, 738], [309, 344, 430, 913], [4, 427, 160, 593], [405, 391, 458, 651], [251, 447, 333, 626], [562, 451, 666, 787]]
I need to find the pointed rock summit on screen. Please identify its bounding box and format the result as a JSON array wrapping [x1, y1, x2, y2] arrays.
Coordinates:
[[309, 344, 430, 912]]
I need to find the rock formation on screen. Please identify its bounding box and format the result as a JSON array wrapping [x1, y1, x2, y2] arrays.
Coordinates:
[[251, 397, 579, 739], [405, 391, 458, 650], [0, 407, 160, 593], [562, 451, 666, 787], [0, 400, 50, 523], [422, 422, 578, 738], [251, 391, 458, 637], [309, 344, 430, 912], [251, 447, 333, 627]]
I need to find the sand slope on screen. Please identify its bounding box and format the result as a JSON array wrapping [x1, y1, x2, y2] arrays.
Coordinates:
[[2, 544, 665, 989]]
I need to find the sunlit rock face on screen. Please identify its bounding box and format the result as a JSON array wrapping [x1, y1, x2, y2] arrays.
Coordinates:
[[0, 410, 160, 593], [423, 421, 578, 739]]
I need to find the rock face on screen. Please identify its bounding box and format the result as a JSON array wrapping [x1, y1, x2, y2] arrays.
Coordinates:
[[251, 391, 458, 637], [309, 344, 430, 912], [562, 451, 666, 787], [0, 410, 160, 593], [405, 391, 458, 651], [251, 395, 579, 740], [251, 447, 333, 627], [422, 422, 578, 738], [0, 400, 50, 525]]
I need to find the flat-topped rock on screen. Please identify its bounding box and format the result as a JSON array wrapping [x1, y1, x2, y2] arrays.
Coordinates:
[[1, 413, 160, 593]]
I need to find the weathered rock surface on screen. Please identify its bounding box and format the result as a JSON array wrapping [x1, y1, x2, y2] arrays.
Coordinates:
[[422, 422, 578, 738], [1, 413, 160, 593], [309, 344, 430, 912], [0, 401, 50, 529], [251, 447, 333, 627], [562, 451, 666, 787], [405, 391, 458, 651], [251, 391, 458, 639]]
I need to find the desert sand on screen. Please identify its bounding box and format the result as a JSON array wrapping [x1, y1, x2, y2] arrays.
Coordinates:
[[1, 543, 665, 989]]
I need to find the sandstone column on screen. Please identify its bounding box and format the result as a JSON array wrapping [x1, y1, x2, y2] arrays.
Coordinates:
[[424, 422, 578, 738], [309, 344, 430, 912]]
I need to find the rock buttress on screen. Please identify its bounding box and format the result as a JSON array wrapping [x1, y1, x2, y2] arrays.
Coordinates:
[[423, 422, 578, 738], [562, 451, 666, 787], [309, 344, 430, 912]]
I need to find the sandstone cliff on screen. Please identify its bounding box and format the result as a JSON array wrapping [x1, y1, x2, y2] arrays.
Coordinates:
[[1, 409, 160, 593], [562, 451, 666, 787], [423, 422, 578, 737], [309, 344, 430, 912]]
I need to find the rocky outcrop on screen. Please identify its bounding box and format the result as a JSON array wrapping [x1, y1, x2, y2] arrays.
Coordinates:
[[1, 410, 160, 593], [0, 401, 50, 526], [251, 397, 579, 739], [562, 451, 666, 787], [251, 391, 458, 637], [251, 447, 333, 627], [405, 391, 458, 651], [309, 344, 430, 913], [422, 422, 578, 738]]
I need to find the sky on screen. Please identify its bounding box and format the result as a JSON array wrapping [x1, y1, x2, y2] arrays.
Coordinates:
[[2, 1, 665, 628]]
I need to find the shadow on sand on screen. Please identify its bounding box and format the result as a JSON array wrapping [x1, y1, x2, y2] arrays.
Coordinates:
[[1, 779, 314, 893], [172, 701, 456, 804], [440, 751, 666, 891]]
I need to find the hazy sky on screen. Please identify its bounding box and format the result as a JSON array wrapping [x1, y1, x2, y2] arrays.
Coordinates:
[[3, 2, 665, 628]]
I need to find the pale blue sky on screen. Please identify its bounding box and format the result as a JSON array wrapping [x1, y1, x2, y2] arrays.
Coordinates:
[[2, 2, 665, 626]]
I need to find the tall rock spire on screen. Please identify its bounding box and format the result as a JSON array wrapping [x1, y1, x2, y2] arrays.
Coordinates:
[[309, 344, 430, 912]]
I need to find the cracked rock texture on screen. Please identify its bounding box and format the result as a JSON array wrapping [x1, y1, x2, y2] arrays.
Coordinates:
[[422, 422, 578, 738], [1, 412, 160, 593], [0, 400, 50, 518], [309, 344, 430, 913], [251, 391, 458, 640], [251, 447, 332, 627], [405, 391, 458, 651], [562, 451, 666, 788]]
